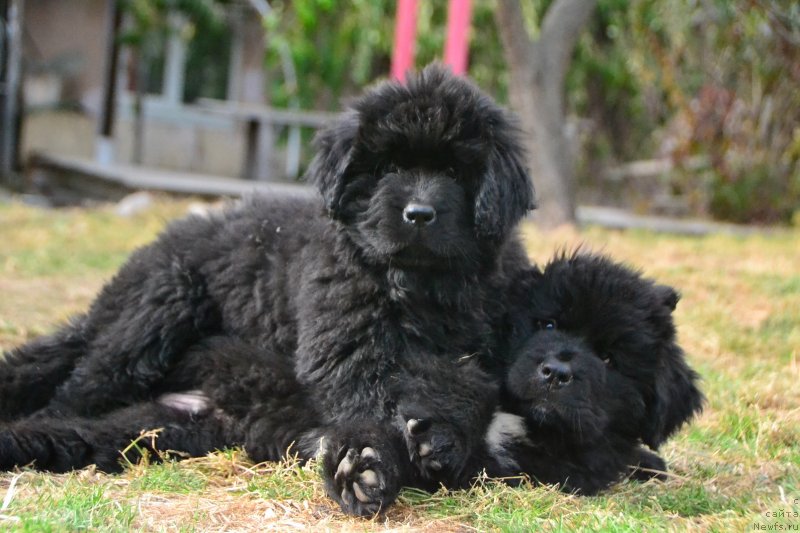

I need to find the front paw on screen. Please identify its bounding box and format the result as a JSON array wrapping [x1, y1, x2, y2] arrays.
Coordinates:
[[630, 447, 668, 482], [403, 417, 466, 485], [321, 432, 404, 517], [334, 446, 388, 516]]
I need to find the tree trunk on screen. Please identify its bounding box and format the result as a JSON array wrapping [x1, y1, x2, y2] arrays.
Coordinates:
[[495, 0, 597, 228]]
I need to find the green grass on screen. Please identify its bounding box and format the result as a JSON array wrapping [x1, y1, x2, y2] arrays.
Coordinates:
[[2, 475, 137, 532], [128, 462, 209, 494], [0, 197, 798, 530]]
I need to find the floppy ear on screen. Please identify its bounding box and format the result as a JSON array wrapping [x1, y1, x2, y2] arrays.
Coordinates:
[[474, 140, 535, 240], [306, 112, 359, 219], [642, 346, 704, 449]]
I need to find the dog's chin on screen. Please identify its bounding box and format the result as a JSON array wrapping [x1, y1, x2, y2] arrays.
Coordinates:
[[387, 244, 452, 270], [357, 234, 476, 273], [523, 399, 609, 443]]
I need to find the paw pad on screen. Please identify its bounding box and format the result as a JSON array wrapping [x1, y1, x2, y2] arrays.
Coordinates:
[[333, 446, 386, 515]]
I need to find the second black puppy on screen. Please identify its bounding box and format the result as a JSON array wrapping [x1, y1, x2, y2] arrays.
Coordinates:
[[479, 253, 704, 493]]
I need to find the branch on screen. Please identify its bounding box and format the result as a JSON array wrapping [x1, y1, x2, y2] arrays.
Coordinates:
[[539, 0, 598, 87], [495, 0, 535, 79]]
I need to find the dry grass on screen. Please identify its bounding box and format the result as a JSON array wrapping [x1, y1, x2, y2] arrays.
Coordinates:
[[0, 197, 798, 531]]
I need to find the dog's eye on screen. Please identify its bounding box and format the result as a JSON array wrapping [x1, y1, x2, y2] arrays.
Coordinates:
[[536, 319, 557, 331], [601, 354, 613, 367]]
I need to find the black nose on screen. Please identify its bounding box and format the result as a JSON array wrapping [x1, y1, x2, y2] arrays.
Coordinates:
[[403, 203, 436, 226], [539, 358, 573, 388]]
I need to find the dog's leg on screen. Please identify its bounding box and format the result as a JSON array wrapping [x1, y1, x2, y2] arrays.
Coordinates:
[[206, 362, 328, 464], [163, 336, 325, 464], [185, 339, 406, 508], [0, 315, 90, 421], [39, 254, 220, 418], [392, 360, 500, 489], [629, 447, 668, 482], [0, 400, 235, 473]]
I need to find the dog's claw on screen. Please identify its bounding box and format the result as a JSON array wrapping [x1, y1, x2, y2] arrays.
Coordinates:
[[406, 418, 430, 436], [360, 446, 377, 460], [335, 450, 355, 481], [418, 442, 433, 457]]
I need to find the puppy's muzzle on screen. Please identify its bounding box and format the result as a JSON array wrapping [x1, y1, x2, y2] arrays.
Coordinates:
[[539, 355, 574, 389], [402, 203, 437, 226]]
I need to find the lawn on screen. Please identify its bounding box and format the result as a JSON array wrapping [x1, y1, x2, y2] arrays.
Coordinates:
[[0, 197, 798, 531]]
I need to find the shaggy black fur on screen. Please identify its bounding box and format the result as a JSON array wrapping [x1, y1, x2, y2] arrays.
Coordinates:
[[0, 65, 533, 516], [0, 337, 306, 473], [479, 253, 705, 494]]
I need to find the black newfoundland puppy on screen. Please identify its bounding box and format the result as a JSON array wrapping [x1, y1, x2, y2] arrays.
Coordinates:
[[474, 253, 703, 493], [0, 66, 533, 515]]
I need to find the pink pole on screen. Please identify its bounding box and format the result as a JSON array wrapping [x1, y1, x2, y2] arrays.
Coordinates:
[[443, 0, 472, 75], [391, 0, 419, 81]]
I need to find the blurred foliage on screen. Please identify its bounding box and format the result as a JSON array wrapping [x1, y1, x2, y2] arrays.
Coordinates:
[[567, 0, 659, 206], [119, 0, 231, 101], [623, 0, 800, 224], [262, 0, 393, 109], [261, 0, 507, 109], [119, 0, 227, 47]]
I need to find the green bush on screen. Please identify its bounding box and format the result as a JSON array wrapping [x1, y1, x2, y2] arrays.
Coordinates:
[[709, 163, 799, 225]]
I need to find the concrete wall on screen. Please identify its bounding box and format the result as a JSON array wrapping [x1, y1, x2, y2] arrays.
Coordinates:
[[24, 0, 109, 112], [21, 105, 253, 179]]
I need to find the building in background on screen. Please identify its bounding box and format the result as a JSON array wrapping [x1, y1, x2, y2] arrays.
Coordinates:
[[19, 0, 272, 178]]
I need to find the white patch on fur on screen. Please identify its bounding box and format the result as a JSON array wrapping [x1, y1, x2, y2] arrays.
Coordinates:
[[485, 411, 529, 470], [157, 390, 210, 415]]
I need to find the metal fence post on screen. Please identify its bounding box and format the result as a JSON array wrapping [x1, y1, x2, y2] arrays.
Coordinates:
[[1, 0, 23, 182]]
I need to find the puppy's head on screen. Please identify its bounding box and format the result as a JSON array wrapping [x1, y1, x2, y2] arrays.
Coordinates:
[[506, 253, 704, 449], [307, 65, 534, 270], [505, 329, 612, 443]]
